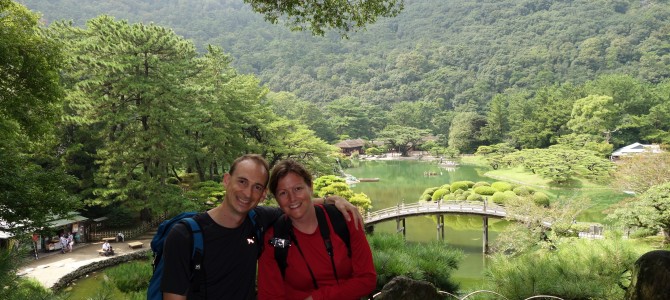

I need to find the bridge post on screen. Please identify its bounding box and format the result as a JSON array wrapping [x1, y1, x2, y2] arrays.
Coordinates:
[[437, 214, 444, 240], [483, 197, 489, 254], [396, 217, 406, 240], [482, 216, 489, 254]]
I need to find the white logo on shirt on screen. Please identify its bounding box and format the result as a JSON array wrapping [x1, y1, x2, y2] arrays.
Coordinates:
[[247, 238, 255, 244]]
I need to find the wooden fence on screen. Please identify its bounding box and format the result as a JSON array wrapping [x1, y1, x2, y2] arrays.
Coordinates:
[[88, 212, 168, 242]]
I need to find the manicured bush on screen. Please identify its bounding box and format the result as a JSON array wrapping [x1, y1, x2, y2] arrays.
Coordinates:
[[444, 193, 458, 200], [467, 193, 483, 201], [439, 184, 451, 190], [473, 181, 491, 188], [513, 186, 533, 196], [431, 188, 450, 201], [491, 191, 510, 205], [503, 190, 518, 200], [532, 192, 550, 207], [450, 181, 470, 192], [491, 181, 513, 192], [456, 193, 468, 200], [420, 187, 439, 201], [474, 186, 497, 196]]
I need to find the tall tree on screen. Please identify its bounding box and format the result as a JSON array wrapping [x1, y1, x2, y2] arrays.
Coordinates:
[[56, 16, 199, 215], [377, 125, 431, 156], [481, 94, 510, 144], [567, 95, 620, 143], [0, 0, 78, 234], [447, 111, 486, 153], [608, 182, 670, 244]]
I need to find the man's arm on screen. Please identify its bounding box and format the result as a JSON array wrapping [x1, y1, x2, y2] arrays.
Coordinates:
[[314, 195, 364, 230]]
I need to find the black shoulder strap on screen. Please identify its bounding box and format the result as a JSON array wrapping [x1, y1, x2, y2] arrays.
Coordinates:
[[272, 215, 292, 279], [248, 209, 264, 257], [320, 204, 351, 257]]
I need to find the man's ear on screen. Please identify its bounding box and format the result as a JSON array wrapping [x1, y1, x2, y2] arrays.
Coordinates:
[[222, 173, 231, 186]]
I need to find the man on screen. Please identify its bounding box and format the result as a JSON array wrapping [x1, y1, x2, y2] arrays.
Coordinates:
[[161, 154, 362, 299], [101, 240, 113, 256]]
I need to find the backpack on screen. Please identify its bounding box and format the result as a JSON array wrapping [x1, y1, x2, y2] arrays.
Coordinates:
[[270, 204, 351, 289], [147, 210, 261, 300]]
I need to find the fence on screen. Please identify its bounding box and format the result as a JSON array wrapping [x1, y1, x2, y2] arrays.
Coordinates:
[[88, 212, 168, 242]]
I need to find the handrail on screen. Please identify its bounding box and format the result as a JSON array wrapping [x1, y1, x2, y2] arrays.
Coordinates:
[[364, 201, 507, 225]]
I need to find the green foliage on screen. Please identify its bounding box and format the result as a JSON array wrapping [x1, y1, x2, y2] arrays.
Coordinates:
[[313, 175, 347, 194], [491, 181, 513, 192], [512, 186, 534, 196], [503, 148, 614, 184], [184, 180, 225, 207], [245, 0, 404, 37], [104, 206, 137, 228], [472, 181, 491, 188], [106, 261, 152, 293], [466, 193, 483, 201], [369, 233, 462, 293], [449, 181, 471, 192], [377, 125, 431, 156], [607, 182, 670, 243], [491, 191, 510, 205], [431, 188, 449, 201], [485, 238, 640, 300], [349, 193, 372, 212], [473, 186, 497, 196], [532, 192, 550, 207]]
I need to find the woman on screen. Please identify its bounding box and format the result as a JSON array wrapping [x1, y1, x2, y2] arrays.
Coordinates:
[[258, 160, 376, 300]]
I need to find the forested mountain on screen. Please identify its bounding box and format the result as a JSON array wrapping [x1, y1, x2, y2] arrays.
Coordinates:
[[18, 0, 670, 107], [17, 0, 670, 150]]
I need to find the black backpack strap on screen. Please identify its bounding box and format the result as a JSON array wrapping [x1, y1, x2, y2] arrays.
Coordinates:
[[315, 204, 342, 284], [320, 204, 351, 257], [272, 215, 292, 279], [181, 216, 205, 296]]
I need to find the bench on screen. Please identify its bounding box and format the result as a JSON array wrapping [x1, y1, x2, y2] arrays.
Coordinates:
[[102, 237, 116, 243], [97, 249, 114, 256], [127, 242, 143, 249]]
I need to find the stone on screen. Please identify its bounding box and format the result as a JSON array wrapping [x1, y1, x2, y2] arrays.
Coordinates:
[[625, 250, 670, 300], [374, 276, 444, 300]]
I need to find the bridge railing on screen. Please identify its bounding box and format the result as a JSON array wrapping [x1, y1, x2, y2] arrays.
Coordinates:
[[364, 200, 507, 224]]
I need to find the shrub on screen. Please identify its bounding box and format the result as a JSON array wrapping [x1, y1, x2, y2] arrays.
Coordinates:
[[439, 184, 451, 190], [432, 188, 450, 201], [630, 227, 658, 238], [491, 191, 516, 205], [532, 192, 550, 207], [513, 186, 534, 196], [473, 186, 497, 196], [420, 187, 440, 201], [106, 261, 152, 293], [444, 193, 458, 200], [491, 181, 513, 192], [473, 181, 491, 188], [467, 193, 483, 201], [456, 193, 468, 200], [369, 233, 462, 294], [450, 181, 470, 192]]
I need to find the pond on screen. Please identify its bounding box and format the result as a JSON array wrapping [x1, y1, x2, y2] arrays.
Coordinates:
[[345, 159, 628, 290]]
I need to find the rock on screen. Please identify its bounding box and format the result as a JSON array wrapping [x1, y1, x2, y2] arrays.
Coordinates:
[[625, 250, 670, 300], [375, 276, 444, 300]]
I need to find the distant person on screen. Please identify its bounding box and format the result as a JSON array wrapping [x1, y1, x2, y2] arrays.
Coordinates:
[[67, 233, 74, 252], [101, 240, 113, 256], [59, 235, 67, 254], [160, 154, 363, 299], [258, 159, 376, 300], [117, 232, 125, 242]]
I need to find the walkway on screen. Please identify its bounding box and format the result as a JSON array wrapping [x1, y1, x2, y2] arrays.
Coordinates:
[[17, 236, 153, 289]]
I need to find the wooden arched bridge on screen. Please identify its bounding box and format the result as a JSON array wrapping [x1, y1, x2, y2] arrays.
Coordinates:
[[362, 200, 575, 254]]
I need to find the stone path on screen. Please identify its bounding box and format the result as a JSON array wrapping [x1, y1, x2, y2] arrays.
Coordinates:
[[17, 237, 153, 289]]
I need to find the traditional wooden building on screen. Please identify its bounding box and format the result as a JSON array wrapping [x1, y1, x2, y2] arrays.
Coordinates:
[[335, 139, 366, 156]]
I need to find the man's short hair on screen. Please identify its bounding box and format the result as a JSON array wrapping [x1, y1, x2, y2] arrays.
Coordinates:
[[268, 159, 313, 196], [228, 154, 270, 186]]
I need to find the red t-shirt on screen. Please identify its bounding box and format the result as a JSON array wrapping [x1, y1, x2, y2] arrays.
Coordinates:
[[258, 210, 376, 300]]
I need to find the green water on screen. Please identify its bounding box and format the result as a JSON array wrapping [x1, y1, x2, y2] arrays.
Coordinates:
[[345, 159, 628, 290]]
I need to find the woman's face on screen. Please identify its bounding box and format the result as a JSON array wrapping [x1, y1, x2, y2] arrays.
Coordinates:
[[274, 172, 313, 221]]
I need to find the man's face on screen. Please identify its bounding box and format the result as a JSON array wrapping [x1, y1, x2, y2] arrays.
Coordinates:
[[222, 159, 268, 215]]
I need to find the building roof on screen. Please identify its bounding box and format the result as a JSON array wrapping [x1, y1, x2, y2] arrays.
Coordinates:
[[612, 142, 662, 156], [335, 139, 366, 148]]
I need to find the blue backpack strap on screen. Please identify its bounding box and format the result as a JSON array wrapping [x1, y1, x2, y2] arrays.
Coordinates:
[[247, 209, 264, 257], [181, 217, 205, 295]]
